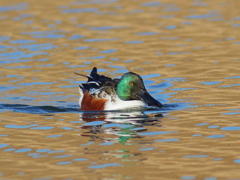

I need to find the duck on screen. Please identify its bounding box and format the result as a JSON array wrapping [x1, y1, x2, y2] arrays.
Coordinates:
[[75, 67, 162, 111]]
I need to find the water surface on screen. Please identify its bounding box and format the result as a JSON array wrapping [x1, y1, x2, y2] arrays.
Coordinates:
[[1, 0, 240, 179]]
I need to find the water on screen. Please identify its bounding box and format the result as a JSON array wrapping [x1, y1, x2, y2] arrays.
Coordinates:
[[1, 0, 240, 179]]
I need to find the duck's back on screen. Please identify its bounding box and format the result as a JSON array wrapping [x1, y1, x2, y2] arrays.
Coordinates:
[[78, 67, 119, 111]]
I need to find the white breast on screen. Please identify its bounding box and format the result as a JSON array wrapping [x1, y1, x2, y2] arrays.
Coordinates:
[[104, 95, 145, 110]]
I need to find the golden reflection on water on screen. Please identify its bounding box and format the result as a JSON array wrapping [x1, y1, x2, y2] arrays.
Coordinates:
[[1, 0, 240, 179]]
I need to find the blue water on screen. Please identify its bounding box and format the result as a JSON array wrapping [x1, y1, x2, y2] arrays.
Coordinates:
[[1, 0, 240, 180]]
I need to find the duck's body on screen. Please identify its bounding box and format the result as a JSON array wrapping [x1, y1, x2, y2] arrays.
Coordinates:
[[76, 67, 162, 111]]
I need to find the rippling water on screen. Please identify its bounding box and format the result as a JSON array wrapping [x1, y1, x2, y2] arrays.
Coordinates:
[[1, 0, 240, 179]]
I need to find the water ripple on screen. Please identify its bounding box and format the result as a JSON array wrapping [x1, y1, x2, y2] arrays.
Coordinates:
[[88, 163, 121, 169], [0, 2, 27, 12], [0, 104, 79, 114], [62, 8, 98, 13], [221, 126, 240, 131]]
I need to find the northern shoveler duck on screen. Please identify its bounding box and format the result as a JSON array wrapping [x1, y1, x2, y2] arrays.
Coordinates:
[[75, 67, 162, 111]]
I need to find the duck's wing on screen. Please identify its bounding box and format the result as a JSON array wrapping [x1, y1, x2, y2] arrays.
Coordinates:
[[89, 67, 114, 85], [75, 67, 119, 93]]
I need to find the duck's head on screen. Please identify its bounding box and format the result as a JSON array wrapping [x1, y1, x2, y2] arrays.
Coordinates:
[[116, 72, 162, 108]]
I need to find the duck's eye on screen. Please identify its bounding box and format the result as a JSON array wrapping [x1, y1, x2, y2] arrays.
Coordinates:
[[129, 82, 134, 86]]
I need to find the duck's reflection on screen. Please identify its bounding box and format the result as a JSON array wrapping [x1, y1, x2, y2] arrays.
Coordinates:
[[79, 111, 163, 142]]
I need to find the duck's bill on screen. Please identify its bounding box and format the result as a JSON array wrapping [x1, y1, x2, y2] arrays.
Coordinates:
[[137, 89, 162, 108]]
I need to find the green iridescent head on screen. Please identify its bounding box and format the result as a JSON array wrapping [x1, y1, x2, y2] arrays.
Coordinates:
[[116, 72, 162, 108], [116, 72, 144, 100]]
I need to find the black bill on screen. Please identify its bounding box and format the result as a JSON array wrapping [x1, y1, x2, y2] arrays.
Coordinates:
[[137, 89, 162, 108]]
